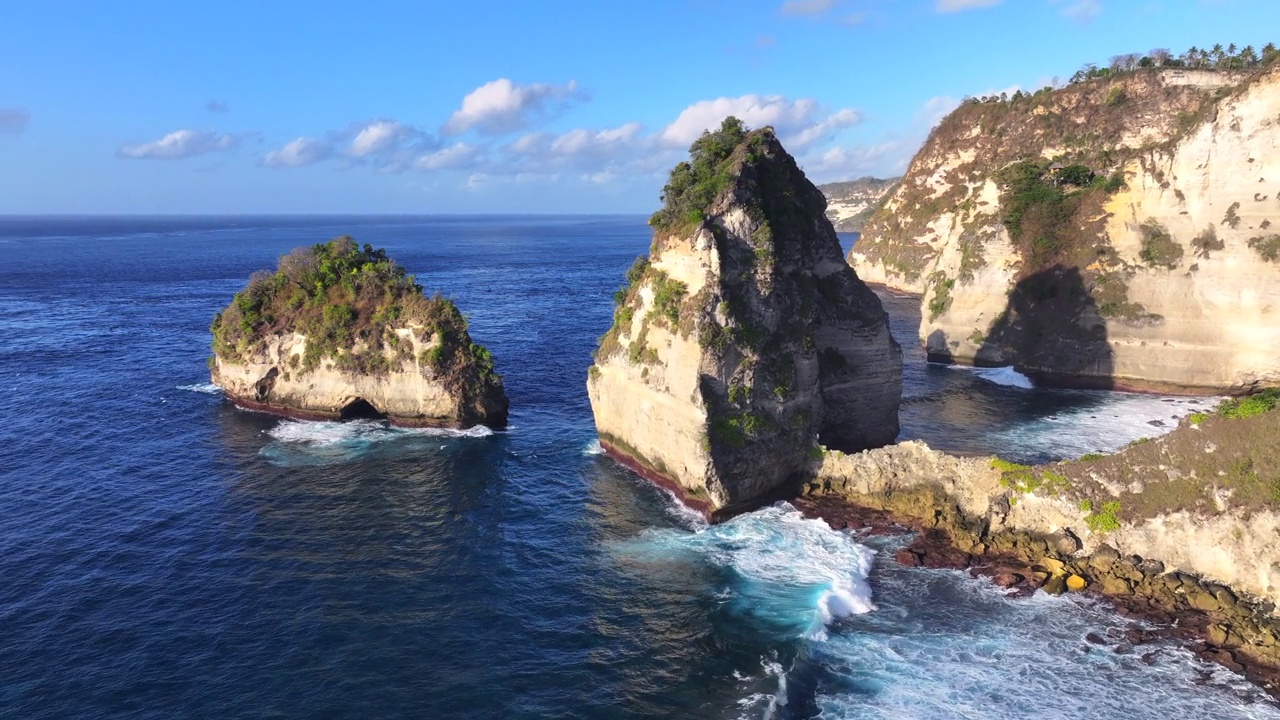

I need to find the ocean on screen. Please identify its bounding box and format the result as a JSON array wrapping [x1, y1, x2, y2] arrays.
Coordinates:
[[0, 215, 1270, 719]]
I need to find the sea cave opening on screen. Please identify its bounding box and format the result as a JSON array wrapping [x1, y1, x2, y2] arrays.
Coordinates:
[[339, 398, 387, 421]]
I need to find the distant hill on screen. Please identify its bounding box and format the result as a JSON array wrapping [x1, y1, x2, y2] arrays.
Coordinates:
[[816, 177, 901, 232]]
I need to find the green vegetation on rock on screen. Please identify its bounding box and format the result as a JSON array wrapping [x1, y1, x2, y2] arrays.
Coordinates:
[[1248, 234, 1280, 262], [1219, 388, 1280, 419], [649, 117, 748, 234], [211, 237, 500, 396], [1080, 499, 1123, 533], [926, 273, 955, 321], [1138, 221, 1184, 269]]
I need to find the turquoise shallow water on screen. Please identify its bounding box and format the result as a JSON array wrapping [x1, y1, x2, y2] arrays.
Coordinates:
[[0, 215, 1259, 719]]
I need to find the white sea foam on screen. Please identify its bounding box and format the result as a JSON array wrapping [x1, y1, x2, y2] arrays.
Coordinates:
[[177, 382, 222, 395], [267, 419, 493, 446], [582, 439, 605, 456], [259, 418, 493, 465], [621, 503, 875, 641], [808, 569, 1280, 719], [997, 392, 1218, 459], [948, 364, 1035, 389]]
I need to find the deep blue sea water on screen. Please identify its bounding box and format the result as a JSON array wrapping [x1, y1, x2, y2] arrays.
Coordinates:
[[0, 215, 1267, 719]]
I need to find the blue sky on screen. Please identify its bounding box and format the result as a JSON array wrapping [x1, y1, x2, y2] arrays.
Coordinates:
[[1, 0, 1275, 213]]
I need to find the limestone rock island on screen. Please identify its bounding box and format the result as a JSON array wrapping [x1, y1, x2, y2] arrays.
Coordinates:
[[210, 237, 508, 428], [587, 118, 903, 517]]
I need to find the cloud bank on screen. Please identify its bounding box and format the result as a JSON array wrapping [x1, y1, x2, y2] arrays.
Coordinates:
[[117, 129, 246, 159]]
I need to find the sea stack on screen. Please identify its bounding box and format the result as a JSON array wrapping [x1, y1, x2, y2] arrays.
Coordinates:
[[587, 118, 902, 518], [210, 237, 508, 428]]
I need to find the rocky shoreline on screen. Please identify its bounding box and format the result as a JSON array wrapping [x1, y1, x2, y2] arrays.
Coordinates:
[[794, 478, 1280, 696], [224, 391, 485, 428]]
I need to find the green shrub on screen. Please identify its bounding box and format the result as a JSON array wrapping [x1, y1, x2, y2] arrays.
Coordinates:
[[649, 271, 688, 327], [1223, 202, 1242, 229], [1248, 234, 1280, 262], [1079, 453, 1107, 461], [1188, 412, 1209, 425], [1084, 500, 1122, 533], [927, 276, 955, 321], [1218, 388, 1280, 419], [1138, 221, 1183, 269], [649, 117, 748, 233]]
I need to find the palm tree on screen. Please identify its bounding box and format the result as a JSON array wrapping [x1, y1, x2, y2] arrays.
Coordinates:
[[1242, 45, 1258, 66], [1212, 43, 1225, 66]]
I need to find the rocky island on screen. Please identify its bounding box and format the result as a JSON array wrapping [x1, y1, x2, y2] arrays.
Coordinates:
[[849, 57, 1280, 392], [587, 118, 902, 519], [210, 237, 508, 428]]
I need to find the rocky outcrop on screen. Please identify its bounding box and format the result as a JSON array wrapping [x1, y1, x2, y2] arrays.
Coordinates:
[[210, 237, 508, 428], [850, 64, 1280, 392], [587, 119, 902, 518], [803, 397, 1280, 685], [816, 176, 899, 232]]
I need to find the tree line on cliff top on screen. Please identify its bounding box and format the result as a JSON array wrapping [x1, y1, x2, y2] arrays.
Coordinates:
[[962, 42, 1278, 106], [1072, 42, 1278, 83]]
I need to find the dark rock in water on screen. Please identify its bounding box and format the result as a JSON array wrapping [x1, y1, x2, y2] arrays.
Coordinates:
[[1042, 575, 1068, 596], [895, 548, 923, 567], [1086, 632, 1106, 645], [1148, 419, 1166, 427]]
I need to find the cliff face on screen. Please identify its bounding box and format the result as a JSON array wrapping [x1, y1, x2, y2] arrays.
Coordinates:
[[587, 120, 902, 517], [817, 176, 900, 232], [850, 65, 1280, 391], [210, 238, 508, 428]]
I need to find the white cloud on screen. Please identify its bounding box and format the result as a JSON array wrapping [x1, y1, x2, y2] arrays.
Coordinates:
[[936, 0, 1003, 11], [548, 123, 643, 156], [117, 129, 243, 160], [779, 0, 836, 16], [262, 137, 332, 167], [801, 141, 907, 182], [347, 120, 418, 157], [0, 108, 29, 134], [443, 78, 587, 135], [506, 132, 551, 155], [1054, 0, 1100, 22], [919, 96, 962, 127], [660, 95, 862, 150], [416, 143, 480, 171], [787, 108, 862, 149]]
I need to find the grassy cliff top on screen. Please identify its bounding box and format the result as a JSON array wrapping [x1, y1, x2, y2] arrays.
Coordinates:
[[992, 390, 1280, 533], [211, 236, 497, 386]]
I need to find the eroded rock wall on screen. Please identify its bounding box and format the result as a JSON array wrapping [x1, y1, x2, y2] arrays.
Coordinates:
[[851, 66, 1280, 391], [212, 326, 508, 428]]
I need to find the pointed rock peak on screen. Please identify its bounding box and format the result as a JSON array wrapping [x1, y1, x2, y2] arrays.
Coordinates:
[[588, 118, 903, 520]]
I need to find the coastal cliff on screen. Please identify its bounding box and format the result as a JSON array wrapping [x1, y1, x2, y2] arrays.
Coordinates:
[[210, 237, 508, 427], [587, 118, 902, 517], [816, 176, 899, 232], [850, 62, 1280, 392], [802, 390, 1280, 685]]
